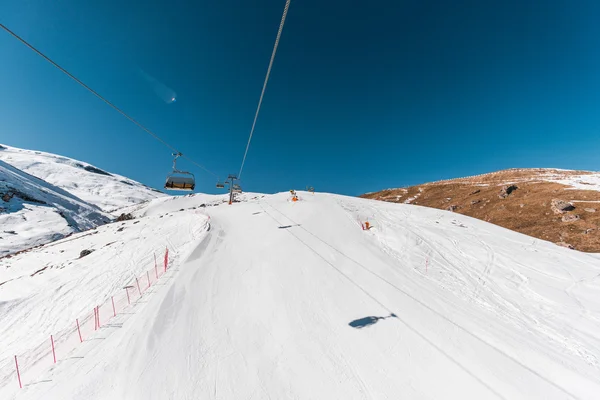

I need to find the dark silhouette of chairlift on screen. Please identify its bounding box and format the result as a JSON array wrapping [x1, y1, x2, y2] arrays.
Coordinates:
[[164, 152, 195, 191], [349, 313, 397, 329]]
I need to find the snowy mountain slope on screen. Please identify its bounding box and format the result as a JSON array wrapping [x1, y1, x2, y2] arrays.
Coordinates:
[[0, 144, 165, 212], [2, 192, 600, 399], [0, 159, 111, 255]]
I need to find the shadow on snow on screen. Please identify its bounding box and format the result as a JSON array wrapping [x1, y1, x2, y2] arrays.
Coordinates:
[[348, 313, 397, 329]]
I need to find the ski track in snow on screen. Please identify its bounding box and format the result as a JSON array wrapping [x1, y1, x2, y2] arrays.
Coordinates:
[[0, 192, 599, 399]]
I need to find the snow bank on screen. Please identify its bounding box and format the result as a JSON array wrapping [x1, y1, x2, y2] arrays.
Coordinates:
[[0, 201, 209, 394]]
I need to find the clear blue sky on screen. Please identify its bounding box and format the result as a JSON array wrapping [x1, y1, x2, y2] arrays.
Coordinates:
[[2, 0, 600, 195]]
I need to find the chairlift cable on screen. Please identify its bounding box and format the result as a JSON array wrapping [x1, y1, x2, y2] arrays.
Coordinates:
[[238, 0, 291, 180], [0, 23, 218, 179]]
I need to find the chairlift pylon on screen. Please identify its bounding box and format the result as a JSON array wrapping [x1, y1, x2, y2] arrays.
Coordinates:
[[164, 152, 196, 191]]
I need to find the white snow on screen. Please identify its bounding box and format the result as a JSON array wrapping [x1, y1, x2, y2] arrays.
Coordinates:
[[0, 159, 111, 255], [0, 144, 165, 212], [1, 191, 600, 399], [545, 174, 600, 192]]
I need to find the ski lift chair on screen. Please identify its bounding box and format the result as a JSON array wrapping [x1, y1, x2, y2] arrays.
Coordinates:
[[164, 153, 196, 191], [216, 181, 225, 189], [165, 173, 195, 191]]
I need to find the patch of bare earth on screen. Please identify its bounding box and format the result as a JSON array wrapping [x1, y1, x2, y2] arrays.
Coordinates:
[[361, 168, 600, 252]]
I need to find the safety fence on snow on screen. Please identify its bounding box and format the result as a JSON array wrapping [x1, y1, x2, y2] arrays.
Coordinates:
[[0, 247, 172, 390]]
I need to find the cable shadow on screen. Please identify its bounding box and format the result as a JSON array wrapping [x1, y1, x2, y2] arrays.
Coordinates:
[[278, 224, 300, 229], [102, 323, 123, 328], [349, 313, 397, 329], [25, 380, 52, 386]]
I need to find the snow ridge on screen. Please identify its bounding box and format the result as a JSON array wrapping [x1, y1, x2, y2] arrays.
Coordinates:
[[0, 159, 111, 255], [0, 144, 165, 212]]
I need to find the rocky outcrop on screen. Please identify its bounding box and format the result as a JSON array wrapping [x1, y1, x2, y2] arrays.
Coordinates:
[[1, 189, 46, 204], [551, 199, 575, 214], [116, 213, 134, 222], [2, 192, 13, 202], [498, 185, 518, 199], [584, 208, 596, 213], [561, 214, 580, 223], [79, 249, 95, 258]]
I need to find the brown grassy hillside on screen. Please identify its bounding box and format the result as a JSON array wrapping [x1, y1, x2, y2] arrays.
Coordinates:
[[361, 169, 600, 252]]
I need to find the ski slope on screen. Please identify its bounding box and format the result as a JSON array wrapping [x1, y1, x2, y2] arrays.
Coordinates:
[[2, 192, 600, 399], [0, 144, 165, 212]]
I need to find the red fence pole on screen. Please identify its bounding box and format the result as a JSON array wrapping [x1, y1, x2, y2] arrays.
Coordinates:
[[112, 296, 116, 317], [126, 287, 131, 305], [14, 355, 22, 389], [76, 319, 83, 342], [136, 277, 141, 296], [97, 306, 100, 328], [94, 307, 98, 331], [164, 247, 169, 272], [147, 271, 151, 289], [51, 335, 56, 364]]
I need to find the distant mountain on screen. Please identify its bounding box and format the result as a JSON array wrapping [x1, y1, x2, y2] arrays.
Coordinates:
[[0, 144, 167, 255], [361, 168, 600, 252], [0, 144, 165, 213], [0, 158, 112, 255]]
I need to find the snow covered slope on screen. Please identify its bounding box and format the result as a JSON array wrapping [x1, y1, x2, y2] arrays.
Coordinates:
[[0, 144, 165, 212], [0, 159, 111, 255], [1, 192, 600, 399]]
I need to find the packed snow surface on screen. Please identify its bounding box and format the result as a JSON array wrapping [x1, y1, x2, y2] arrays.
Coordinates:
[[1, 192, 600, 399], [0, 144, 165, 212]]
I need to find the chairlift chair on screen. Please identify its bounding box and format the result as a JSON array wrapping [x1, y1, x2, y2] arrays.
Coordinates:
[[164, 153, 196, 191], [216, 181, 225, 189], [232, 184, 242, 193]]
